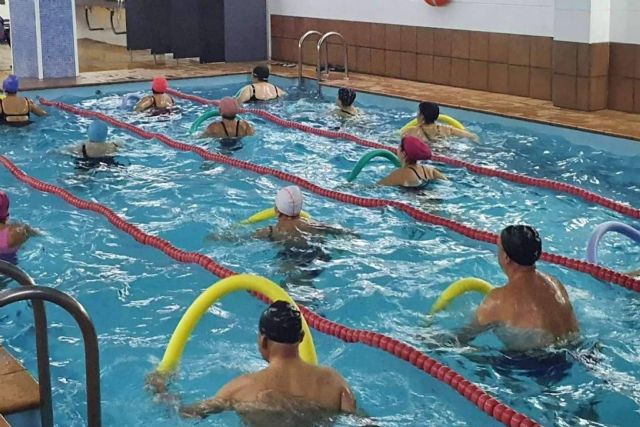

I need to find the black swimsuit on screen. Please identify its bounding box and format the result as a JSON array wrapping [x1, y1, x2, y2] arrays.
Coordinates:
[[77, 143, 118, 169], [248, 84, 280, 102], [219, 120, 242, 147], [407, 166, 430, 188]]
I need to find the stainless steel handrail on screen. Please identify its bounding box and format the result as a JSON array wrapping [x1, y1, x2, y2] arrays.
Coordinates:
[[297, 30, 323, 81], [110, 9, 126, 35], [316, 32, 349, 83], [0, 261, 53, 427], [84, 7, 104, 32], [0, 286, 102, 427]]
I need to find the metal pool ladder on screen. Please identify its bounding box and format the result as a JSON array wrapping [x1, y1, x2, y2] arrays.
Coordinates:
[[297, 30, 349, 86], [0, 261, 101, 427]]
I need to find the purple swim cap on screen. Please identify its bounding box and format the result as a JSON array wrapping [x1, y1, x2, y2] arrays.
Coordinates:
[[2, 75, 19, 93], [0, 191, 9, 223]]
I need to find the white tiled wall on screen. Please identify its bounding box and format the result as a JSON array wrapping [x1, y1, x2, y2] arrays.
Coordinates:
[[610, 0, 640, 44], [268, 0, 555, 36]]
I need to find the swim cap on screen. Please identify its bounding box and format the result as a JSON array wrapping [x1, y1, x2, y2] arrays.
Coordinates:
[[88, 120, 108, 143], [252, 64, 270, 81], [401, 136, 432, 162], [419, 101, 439, 124], [2, 75, 19, 93], [0, 191, 9, 223], [259, 301, 304, 344], [218, 97, 239, 119], [338, 87, 357, 107], [500, 225, 542, 266], [152, 76, 169, 94], [275, 186, 304, 217]]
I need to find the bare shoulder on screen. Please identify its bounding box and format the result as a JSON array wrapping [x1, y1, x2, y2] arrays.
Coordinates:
[[215, 373, 258, 400], [377, 169, 404, 186], [476, 287, 504, 325]]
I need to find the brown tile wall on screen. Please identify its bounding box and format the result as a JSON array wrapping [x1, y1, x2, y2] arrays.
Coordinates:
[[270, 15, 639, 113]]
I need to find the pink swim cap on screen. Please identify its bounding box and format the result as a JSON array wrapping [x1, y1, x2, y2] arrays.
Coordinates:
[[0, 191, 9, 223], [152, 76, 169, 93], [401, 136, 432, 162], [218, 97, 239, 119]]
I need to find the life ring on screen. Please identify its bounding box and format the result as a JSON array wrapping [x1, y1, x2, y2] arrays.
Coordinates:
[[430, 277, 494, 315], [424, 0, 451, 6], [156, 274, 318, 374], [400, 114, 465, 134], [586, 221, 640, 264], [240, 207, 311, 225], [347, 149, 401, 182]]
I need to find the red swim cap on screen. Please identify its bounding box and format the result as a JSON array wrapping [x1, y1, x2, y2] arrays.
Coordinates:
[[401, 136, 432, 162], [152, 76, 169, 93], [218, 97, 239, 119]]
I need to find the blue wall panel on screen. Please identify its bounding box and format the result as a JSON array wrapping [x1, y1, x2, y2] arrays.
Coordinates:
[[9, 0, 40, 78]]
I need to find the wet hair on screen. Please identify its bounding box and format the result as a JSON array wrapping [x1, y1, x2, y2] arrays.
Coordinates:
[[418, 102, 440, 124], [253, 64, 270, 82], [338, 87, 357, 107], [259, 300, 304, 344], [500, 225, 542, 267]]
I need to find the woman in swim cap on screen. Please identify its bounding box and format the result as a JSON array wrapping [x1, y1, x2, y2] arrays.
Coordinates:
[[71, 120, 122, 168], [0, 75, 47, 126], [377, 136, 447, 188], [0, 190, 41, 264], [236, 64, 287, 104], [402, 101, 478, 143], [335, 88, 359, 116], [201, 97, 255, 139], [134, 76, 176, 113]]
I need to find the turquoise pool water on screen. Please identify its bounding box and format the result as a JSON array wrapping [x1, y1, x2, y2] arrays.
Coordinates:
[[0, 74, 639, 426]]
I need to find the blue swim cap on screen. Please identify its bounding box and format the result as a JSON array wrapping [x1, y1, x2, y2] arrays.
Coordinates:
[[2, 75, 19, 93], [88, 120, 108, 143]]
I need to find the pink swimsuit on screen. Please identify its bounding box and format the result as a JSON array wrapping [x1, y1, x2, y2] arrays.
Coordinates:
[[0, 227, 17, 255]]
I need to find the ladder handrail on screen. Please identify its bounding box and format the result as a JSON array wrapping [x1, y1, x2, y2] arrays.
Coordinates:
[[0, 261, 53, 427], [0, 286, 102, 427], [297, 30, 323, 81], [316, 32, 349, 83]]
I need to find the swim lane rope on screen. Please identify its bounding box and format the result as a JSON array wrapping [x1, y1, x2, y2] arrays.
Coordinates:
[[167, 88, 640, 221], [38, 98, 640, 292], [0, 155, 540, 427]]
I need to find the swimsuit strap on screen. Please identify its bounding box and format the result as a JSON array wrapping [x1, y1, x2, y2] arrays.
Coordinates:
[[274, 84, 279, 98], [81, 144, 89, 159], [268, 225, 274, 239], [235, 120, 240, 137], [420, 125, 435, 143], [0, 228, 9, 250], [408, 165, 427, 183], [251, 84, 256, 98], [221, 121, 230, 137]]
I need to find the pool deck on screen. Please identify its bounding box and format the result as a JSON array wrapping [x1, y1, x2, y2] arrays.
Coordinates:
[[2, 40, 639, 141], [0, 347, 40, 417]]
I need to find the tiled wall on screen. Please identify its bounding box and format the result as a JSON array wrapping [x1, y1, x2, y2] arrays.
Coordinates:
[[271, 15, 640, 113], [9, 0, 40, 78], [271, 16, 553, 101], [41, 0, 77, 78]]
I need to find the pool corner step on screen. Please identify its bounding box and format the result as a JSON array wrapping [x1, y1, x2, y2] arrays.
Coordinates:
[[0, 346, 41, 427]]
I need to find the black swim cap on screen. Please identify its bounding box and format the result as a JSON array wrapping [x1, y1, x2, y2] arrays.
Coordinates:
[[338, 87, 357, 107], [418, 102, 439, 124], [259, 301, 304, 344], [500, 225, 542, 266], [253, 64, 270, 81]]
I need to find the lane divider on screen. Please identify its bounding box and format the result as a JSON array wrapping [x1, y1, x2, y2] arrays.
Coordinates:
[[168, 89, 640, 221], [39, 98, 640, 292], [0, 154, 539, 427]]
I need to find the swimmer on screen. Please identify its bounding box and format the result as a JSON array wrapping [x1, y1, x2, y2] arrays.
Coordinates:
[[402, 102, 478, 143], [377, 136, 446, 188], [236, 65, 287, 104], [335, 87, 359, 117], [200, 97, 255, 139], [0, 190, 41, 264], [134, 77, 175, 113], [254, 186, 355, 244], [466, 225, 579, 351], [71, 121, 121, 166], [147, 301, 356, 423], [0, 75, 47, 126]]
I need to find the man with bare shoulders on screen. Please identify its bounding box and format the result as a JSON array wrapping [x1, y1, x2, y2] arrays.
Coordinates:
[[148, 301, 356, 424], [473, 225, 579, 351]]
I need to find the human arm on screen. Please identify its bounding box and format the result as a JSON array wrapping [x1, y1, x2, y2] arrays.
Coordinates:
[[235, 86, 252, 104], [134, 96, 154, 112], [179, 375, 251, 418], [242, 121, 256, 136], [450, 127, 479, 142], [29, 100, 47, 116]]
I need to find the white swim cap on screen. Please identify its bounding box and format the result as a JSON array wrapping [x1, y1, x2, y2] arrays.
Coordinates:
[[275, 186, 304, 217]]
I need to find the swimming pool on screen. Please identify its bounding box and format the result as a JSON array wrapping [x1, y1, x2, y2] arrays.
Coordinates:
[[1, 74, 639, 426]]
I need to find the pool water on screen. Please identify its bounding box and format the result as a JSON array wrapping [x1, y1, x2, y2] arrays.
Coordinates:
[[0, 74, 639, 426]]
